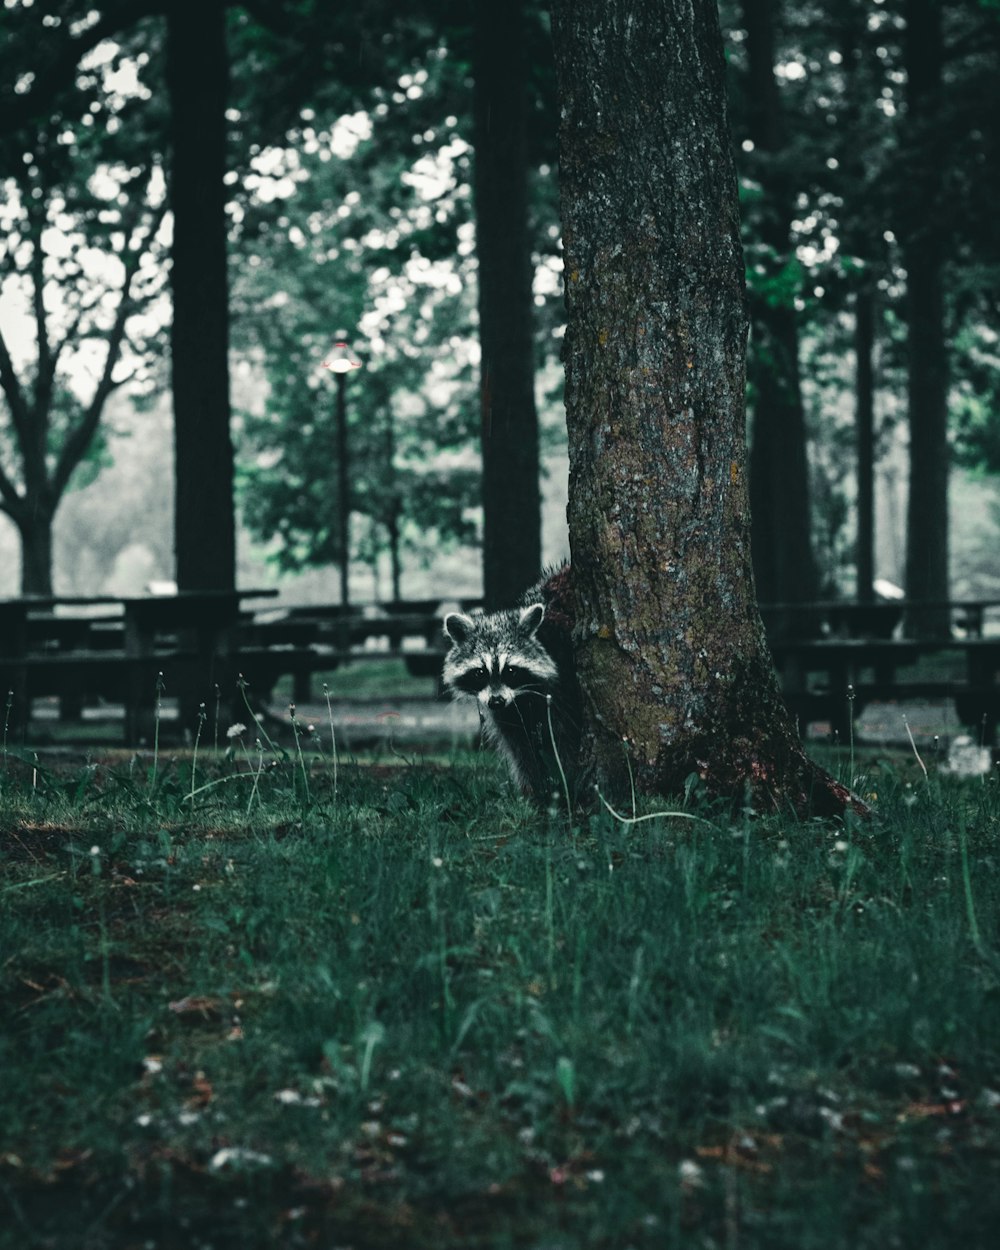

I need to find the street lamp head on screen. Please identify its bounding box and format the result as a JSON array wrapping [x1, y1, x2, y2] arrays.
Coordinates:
[[321, 336, 363, 375]]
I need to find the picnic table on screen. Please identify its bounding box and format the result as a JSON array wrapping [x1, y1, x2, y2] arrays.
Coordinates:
[[0, 589, 278, 744], [764, 606, 1000, 743]]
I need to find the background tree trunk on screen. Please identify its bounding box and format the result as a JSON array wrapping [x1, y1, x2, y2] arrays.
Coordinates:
[[902, 0, 949, 636], [166, 0, 236, 592], [834, 2, 880, 604], [742, 0, 818, 609], [551, 0, 859, 815], [18, 511, 54, 597], [471, 0, 542, 609], [855, 287, 876, 601]]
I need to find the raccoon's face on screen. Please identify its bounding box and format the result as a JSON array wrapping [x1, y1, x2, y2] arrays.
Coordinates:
[[442, 603, 558, 710]]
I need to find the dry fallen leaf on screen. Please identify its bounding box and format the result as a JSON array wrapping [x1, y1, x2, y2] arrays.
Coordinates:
[[168, 995, 224, 1019]]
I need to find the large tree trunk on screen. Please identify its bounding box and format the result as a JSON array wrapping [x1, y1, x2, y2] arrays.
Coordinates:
[[166, 0, 236, 592], [551, 0, 861, 816], [742, 0, 818, 608], [902, 0, 949, 637], [471, 0, 542, 610]]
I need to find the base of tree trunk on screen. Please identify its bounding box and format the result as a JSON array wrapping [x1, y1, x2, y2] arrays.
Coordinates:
[[578, 687, 869, 821]]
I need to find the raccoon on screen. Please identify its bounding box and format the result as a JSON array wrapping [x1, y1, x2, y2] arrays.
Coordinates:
[[442, 566, 582, 802]]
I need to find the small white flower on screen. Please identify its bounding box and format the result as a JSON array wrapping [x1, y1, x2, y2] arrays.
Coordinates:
[[209, 1147, 273, 1172], [135, 1113, 153, 1127], [226, 722, 247, 739], [90, 845, 100, 856], [431, 856, 444, 868], [678, 1159, 705, 1187], [818, 1106, 844, 1132]]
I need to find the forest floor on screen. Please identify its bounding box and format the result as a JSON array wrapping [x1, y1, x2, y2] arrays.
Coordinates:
[[1, 742, 999, 1249]]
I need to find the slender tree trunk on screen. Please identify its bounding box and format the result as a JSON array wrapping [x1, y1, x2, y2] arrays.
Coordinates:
[[166, 0, 236, 592], [747, 308, 816, 605], [855, 287, 876, 601], [387, 503, 402, 602], [551, 0, 861, 816], [742, 0, 818, 608], [836, 2, 879, 604], [902, 0, 949, 636], [471, 0, 541, 609]]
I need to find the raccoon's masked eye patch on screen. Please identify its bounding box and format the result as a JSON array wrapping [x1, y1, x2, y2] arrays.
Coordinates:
[[501, 664, 529, 687], [453, 664, 489, 695]]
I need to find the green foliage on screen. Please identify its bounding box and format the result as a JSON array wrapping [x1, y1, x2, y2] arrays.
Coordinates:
[[951, 324, 1000, 473], [2, 743, 1000, 1246], [230, 42, 485, 576]]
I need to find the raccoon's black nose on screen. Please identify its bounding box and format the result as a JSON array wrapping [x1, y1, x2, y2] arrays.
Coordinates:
[[488, 693, 506, 709]]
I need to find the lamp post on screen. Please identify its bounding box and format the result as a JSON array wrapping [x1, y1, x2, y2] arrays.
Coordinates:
[[321, 334, 363, 607]]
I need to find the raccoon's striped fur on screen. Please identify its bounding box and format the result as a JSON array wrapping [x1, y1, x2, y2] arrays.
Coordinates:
[[442, 566, 581, 802]]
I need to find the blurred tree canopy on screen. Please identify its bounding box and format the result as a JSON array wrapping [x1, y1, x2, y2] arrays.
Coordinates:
[[0, 12, 168, 594], [0, 0, 998, 603]]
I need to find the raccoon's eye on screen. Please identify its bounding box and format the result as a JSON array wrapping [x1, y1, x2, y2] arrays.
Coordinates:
[[503, 664, 524, 683]]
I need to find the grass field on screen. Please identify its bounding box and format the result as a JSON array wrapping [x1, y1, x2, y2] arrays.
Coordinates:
[[1, 730, 999, 1249]]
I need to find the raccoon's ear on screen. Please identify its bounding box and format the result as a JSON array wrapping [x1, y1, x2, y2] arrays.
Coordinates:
[[517, 602, 545, 637], [443, 612, 476, 644]]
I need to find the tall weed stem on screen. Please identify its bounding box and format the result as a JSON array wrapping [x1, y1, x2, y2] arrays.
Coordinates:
[[289, 703, 310, 806], [190, 703, 206, 804], [324, 683, 338, 805], [151, 672, 165, 791], [545, 695, 573, 827]]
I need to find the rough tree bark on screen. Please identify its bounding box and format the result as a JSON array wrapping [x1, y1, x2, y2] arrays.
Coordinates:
[[166, 0, 236, 592], [742, 0, 818, 609], [902, 0, 950, 637], [550, 0, 862, 816], [471, 0, 542, 610]]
